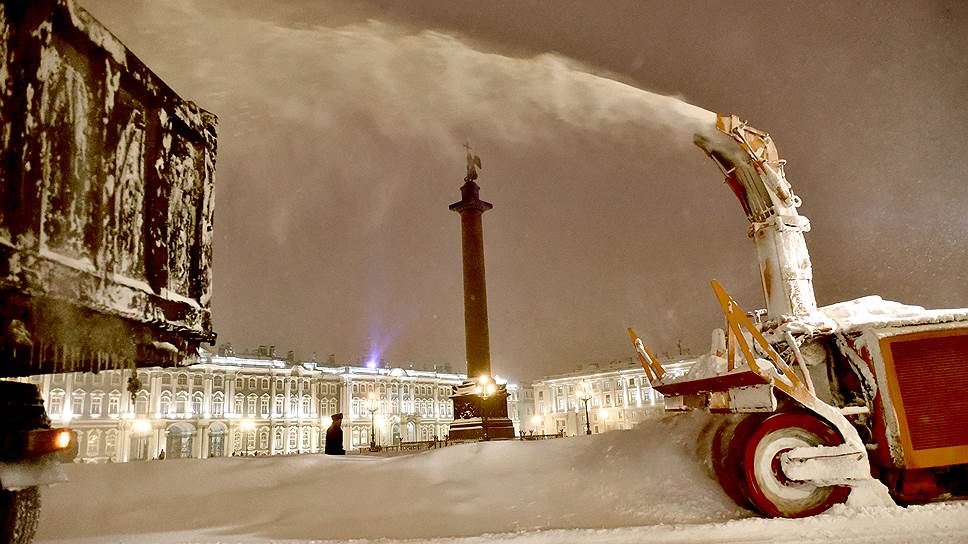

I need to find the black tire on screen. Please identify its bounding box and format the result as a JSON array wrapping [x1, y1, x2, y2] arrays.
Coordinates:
[[0, 486, 41, 544], [711, 414, 765, 510]]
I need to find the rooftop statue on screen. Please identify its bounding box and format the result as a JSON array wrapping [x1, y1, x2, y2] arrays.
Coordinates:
[[464, 142, 482, 181]]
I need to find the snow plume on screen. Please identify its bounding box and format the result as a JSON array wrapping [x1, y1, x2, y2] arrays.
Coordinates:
[[89, 3, 723, 158]]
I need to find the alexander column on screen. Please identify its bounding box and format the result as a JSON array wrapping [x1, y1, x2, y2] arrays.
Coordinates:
[[447, 145, 515, 440]]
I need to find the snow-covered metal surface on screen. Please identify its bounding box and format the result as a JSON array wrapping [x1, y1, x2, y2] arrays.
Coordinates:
[[0, 0, 217, 376], [695, 114, 816, 319]]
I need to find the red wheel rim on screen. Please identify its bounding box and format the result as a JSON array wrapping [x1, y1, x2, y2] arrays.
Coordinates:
[[742, 412, 851, 518]]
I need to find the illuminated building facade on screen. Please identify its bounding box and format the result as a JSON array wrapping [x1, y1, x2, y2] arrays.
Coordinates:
[[528, 358, 693, 436], [20, 350, 522, 462]]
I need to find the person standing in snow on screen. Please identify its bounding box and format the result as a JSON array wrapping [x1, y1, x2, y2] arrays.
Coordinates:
[[325, 413, 346, 455]]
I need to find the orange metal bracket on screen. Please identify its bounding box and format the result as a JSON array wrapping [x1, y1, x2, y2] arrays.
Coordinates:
[[711, 279, 816, 408], [626, 328, 665, 383]]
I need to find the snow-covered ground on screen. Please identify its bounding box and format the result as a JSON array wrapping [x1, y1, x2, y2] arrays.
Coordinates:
[[35, 413, 968, 544]]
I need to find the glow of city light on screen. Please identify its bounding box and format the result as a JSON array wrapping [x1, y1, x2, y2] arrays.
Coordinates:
[[132, 420, 152, 434]]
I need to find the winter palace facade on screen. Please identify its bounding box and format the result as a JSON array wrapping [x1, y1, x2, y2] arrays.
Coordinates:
[[18, 348, 690, 463], [20, 348, 524, 462]]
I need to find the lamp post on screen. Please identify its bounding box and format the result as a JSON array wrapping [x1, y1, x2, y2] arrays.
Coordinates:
[[476, 375, 497, 441], [530, 415, 542, 437], [578, 383, 592, 435], [131, 419, 152, 461], [240, 419, 255, 456], [367, 392, 381, 452]]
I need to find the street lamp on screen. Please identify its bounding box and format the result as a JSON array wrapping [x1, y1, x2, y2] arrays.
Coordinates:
[[476, 375, 497, 441], [530, 415, 541, 437], [132, 419, 152, 461], [367, 392, 381, 452], [240, 419, 255, 456], [578, 383, 592, 435]]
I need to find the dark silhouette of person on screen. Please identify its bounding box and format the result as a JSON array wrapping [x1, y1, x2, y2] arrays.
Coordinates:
[[157, 449, 166, 460], [325, 413, 346, 455]]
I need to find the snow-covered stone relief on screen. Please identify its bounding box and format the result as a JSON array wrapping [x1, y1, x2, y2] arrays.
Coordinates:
[[0, 1, 217, 377]]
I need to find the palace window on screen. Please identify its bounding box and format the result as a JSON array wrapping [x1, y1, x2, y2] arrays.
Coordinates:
[[161, 373, 172, 386], [135, 392, 149, 416], [212, 393, 224, 417], [177, 374, 188, 387], [86, 431, 100, 457], [260, 395, 270, 416], [108, 393, 121, 415], [105, 430, 118, 458], [192, 392, 204, 416], [90, 395, 103, 416], [71, 393, 84, 416], [49, 390, 65, 415]]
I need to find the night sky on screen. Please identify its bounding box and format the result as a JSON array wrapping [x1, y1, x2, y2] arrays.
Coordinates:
[[82, 0, 968, 383]]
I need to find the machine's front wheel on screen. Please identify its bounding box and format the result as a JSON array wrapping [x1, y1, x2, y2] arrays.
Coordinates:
[[742, 412, 850, 518], [0, 486, 41, 544]]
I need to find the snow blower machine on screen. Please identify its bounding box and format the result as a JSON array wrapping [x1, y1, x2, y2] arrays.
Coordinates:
[[629, 114, 968, 518]]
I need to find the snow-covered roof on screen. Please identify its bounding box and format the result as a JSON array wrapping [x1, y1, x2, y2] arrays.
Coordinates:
[[818, 296, 968, 334]]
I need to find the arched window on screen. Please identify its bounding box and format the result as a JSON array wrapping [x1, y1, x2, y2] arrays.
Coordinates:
[[160, 392, 172, 416], [233, 394, 244, 415], [260, 394, 270, 416], [193, 374, 202, 387], [192, 392, 204, 416], [301, 395, 311, 416], [247, 394, 257, 416], [105, 430, 118, 459], [289, 396, 298, 415], [288, 428, 298, 450], [259, 427, 270, 449], [213, 375, 223, 388], [274, 395, 284, 416], [274, 428, 284, 450], [135, 391, 149, 416], [351, 428, 360, 447], [176, 374, 188, 387], [86, 430, 100, 457], [161, 373, 172, 386], [175, 392, 190, 415], [212, 392, 224, 417], [301, 427, 310, 449]]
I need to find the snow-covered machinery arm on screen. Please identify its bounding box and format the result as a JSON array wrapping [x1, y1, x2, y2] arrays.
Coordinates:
[[694, 114, 816, 319]]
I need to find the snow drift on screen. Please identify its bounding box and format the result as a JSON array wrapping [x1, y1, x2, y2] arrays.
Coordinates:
[[35, 412, 968, 543]]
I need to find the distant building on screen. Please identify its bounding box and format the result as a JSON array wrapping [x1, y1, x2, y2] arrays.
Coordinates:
[[530, 358, 693, 436], [17, 349, 521, 462]]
